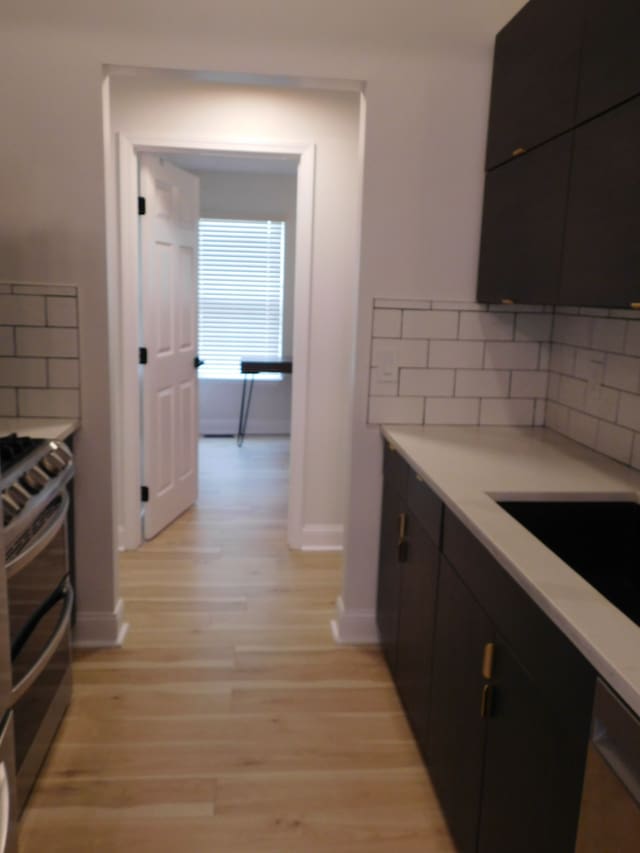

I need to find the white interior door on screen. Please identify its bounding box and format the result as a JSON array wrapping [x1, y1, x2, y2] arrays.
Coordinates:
[[139, 154, 200, 540]]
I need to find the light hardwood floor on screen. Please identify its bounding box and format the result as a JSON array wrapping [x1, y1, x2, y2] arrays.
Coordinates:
[[19, 438, 455, 852]]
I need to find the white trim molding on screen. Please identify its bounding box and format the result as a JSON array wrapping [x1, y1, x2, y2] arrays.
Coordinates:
[[300, 524, 344, 551], [73, 598, 129, 648], [331, 595, 379, 645], [114, 133, 316, 553]]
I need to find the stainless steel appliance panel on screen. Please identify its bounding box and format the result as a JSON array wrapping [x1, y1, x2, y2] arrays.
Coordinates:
[[575, 678, 640, 853]]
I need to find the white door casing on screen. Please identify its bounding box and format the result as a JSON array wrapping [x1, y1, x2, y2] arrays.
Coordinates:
[[139, 154, 200, 539]]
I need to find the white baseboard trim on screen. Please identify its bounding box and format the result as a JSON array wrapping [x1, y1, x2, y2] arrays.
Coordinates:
[[331, 595, 380, 645], [199, 417, 291, 436], [299, 524, 344, 551], [73, 597, 129, 648]]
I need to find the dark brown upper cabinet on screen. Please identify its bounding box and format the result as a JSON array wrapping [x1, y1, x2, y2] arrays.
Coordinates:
[[485, 0, 584, 170], [559, 95, 640, 308], [577, 0, 640, 124], [477, 134, 573, 305]]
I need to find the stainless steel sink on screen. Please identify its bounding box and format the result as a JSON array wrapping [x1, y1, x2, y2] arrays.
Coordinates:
[[497, 500, 639, 627]]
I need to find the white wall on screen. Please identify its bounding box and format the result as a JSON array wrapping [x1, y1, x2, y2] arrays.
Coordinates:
[[111, 74, 360, 526], [194, 168, 296, 436], [0, 0, 525, 644]]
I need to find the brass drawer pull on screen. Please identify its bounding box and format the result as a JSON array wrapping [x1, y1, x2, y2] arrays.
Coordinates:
[[501, 298, 515, 305], [512, 147, 526, 157], [482, 642, 495, 680], [480, 684, 494, 718], [631, 303, 640, 310]]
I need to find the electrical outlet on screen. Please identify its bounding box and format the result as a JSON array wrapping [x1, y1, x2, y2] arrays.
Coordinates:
[[378, 346, 398, 382]]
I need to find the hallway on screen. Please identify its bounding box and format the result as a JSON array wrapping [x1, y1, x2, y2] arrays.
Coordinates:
[[19, 438, 454, 852]]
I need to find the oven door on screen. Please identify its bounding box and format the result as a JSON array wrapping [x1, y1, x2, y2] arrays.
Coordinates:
[[6, 499, 73, 813]]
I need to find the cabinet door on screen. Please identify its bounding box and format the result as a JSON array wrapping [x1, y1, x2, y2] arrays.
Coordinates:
[[577, 0, 640, 123], [394, 514, 439, 757], [486, 0, 583, 169], [478, 640, 588, 853], [477, 134, 573, 305], [560, 96, 640, 307], [428, 558, 494, 853], [376, 448, 407, 674]]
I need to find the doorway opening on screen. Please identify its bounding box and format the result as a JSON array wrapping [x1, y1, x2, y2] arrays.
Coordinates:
[[117, 136, 315, 551]]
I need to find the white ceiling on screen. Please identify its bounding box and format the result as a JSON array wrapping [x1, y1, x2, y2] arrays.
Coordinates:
[[164, 151, 298, 176]]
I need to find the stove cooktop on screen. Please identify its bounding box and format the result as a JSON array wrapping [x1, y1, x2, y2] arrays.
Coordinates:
[[0, 434, 45, 475]]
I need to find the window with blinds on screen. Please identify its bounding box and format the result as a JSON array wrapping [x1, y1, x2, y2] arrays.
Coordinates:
[[197, 218, 285, 380]]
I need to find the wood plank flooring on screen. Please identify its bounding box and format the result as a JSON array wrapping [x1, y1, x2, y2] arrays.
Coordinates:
[[19, 438, 454, 852]]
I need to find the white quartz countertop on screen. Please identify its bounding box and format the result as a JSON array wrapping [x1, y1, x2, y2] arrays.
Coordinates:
[[382, 425, 640, 716], [0, 417, 79, 443]]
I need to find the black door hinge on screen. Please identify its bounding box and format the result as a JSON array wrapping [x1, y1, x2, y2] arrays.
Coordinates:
[[139, 347, 148, 365], [141, 486, 149, 502], [138, 196, 146, 215]]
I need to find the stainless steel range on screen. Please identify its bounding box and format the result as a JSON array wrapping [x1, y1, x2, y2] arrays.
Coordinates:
[[0, 434, 74, 815]]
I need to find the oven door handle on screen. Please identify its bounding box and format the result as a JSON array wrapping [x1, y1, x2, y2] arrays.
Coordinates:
[[10, 579, 74, 706], [5, 490, 69, 580]]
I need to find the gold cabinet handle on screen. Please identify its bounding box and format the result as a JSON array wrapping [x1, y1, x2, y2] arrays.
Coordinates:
[[631, 303, 640, 310], [501, 298, 515, 305], [482, 642, 495, 680], [512, 147, 526, 157], [480, 684, 494, 718]]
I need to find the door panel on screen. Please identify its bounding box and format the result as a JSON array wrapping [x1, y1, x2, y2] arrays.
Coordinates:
[[140, 153, 200, 539]]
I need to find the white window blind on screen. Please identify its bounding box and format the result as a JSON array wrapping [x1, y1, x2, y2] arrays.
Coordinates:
[[198, 218, 285, 380]]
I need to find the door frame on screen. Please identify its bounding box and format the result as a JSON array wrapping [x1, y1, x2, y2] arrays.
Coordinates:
[[116, 132, 316, 550]]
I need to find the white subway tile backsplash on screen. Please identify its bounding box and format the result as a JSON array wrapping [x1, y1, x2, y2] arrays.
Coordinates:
[[0, 357, 47, 388], [484, 342, 539, 370], [371, 338, 428, 369], [591, 318, 626, 354], [369, 396, 423, 425], [46, 297, 78, 328], [0, 284, 80, 420], [557, 375, 587, 409], [546, 401, 570, 433], [567, 410, 599, 449], [459, 312, 513, 341], [604, 354, 640, 393], [584, 385, 619, 423], [399, 368, 455, 397], [18, 388, 80, 418], [510, 371, 548, 399], [48, 358, 80, 389], [0, 295, 46, 326], [373, 298, 432, 310], [403, 310, 458, 340], [432, 301, 486, 312], [0, 389, 17, 416], [549, 344, 576, 375], [429, 340, 484, 368], [0, 329, 14, 356], [373, 309, 402, 338], [618, 392, 640, 431], [16, 327, 78, 359], [515, 314, 553, 342], [425, 397, 479, 425], [480, 398, 535, 426], [625, 322, 640, 357], [553, 315, 593, 348], [369, 368, 398, 397], [455, 369, 510, 398], [366, 300, 640, 473], [595, 421, 634, 465]]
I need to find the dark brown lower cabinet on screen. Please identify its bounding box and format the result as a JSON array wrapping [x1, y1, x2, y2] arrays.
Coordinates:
[[376, 447, 408, 674], [478, 640, 589, 853], [394, 515, 440, 756], [428, 557, 493, 853], [377, 449, 595, 853]]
